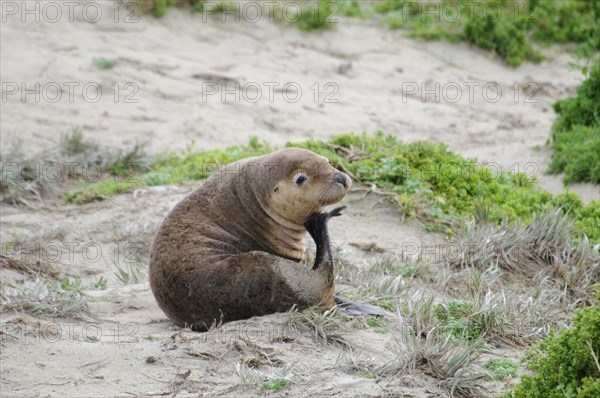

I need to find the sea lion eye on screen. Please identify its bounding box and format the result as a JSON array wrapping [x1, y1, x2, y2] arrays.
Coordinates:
[[293, 173, 308, 185]]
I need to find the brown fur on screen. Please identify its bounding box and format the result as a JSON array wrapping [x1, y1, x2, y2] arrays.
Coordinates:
[[149, 148, 351, 330]]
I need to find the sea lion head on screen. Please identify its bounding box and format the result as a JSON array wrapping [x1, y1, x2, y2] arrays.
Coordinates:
[[258, 148, 352, 226]]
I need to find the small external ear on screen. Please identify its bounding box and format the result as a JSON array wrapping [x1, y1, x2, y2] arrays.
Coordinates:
[[274, 186, 279, 192]]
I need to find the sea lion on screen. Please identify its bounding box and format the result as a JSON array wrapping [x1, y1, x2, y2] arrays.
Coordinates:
[[149, 148, 381, 331]]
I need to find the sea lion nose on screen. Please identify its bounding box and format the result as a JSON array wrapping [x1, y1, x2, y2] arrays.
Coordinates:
[[333, 173, 347, 188]]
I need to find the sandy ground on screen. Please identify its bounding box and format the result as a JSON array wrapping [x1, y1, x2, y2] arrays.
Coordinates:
[[1, 1, 599, 397], [1, 185, 447, 397]]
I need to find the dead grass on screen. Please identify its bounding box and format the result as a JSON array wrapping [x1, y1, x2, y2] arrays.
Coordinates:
[[329, 288, 492, 395], [378, 325, 491, 398], [335, 253, 422, 312], [0, 144, 61, 205], [0, 254, 61, 280], [235, 361, 307, 390], [285, 306, 352, 348], [60, 127, 97, 156], [449, 209, 600, 304], [0, 129, 149, 206], [335, 350, 379, 379], [0, 277, 91, 320], [433, 264, 568, 345]]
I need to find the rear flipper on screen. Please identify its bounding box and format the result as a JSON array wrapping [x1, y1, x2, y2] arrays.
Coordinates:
[[334, 295, 386, 316]]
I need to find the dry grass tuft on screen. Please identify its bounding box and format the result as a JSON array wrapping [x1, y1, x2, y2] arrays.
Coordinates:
[[378, 324, 491, 398], [0, 144, 61, 205], [0, 129, 149, 206], [0, 254, 61, 280], [0, 277, 91, 320], [449, 209, 600, 304], [234, 360, 307, 393], [335, 253, 422, 312], [434, 265, 567, 345], [285, 305, 351, 348]]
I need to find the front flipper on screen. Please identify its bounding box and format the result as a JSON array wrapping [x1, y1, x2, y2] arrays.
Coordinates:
[[305, 208, 387, 317], [334, 295, 386, 316], [304, 206, 345, 276]]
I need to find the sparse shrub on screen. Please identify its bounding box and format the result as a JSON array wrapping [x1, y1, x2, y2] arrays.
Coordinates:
[[462, 12, 540, 67], [391, 262, 417, 277], [137, 0, 598, 65], [366, 318, 379, 327], [377, 0, 544, 66], [506, 297, 600, 397], [551, 191, 600, 243], [235, 362, 261, 386], [528, 0, 600, 58], [296, 0, 337, 31], [549, 63, 600, 184], [373, 0, 597, 66]]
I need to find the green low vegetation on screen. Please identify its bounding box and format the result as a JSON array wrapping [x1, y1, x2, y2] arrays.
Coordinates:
[[89, 276, 108, 290], [64, 133, 600, 244], [60, 276, 83, 292], [483, 358, 518, 381], [433, 300, 482, 340], [296, 0, 336, 31], [549, 63, 600, 184], [112, 260, 145, 285], [140, 1, 600, 66], [148, 0, 179, 17], [261, 378, 289, 392], [502, 291, 600, 398], [147, 0, 337, 30], [341, 0, 599, 66], [92, 57, 117, 70]]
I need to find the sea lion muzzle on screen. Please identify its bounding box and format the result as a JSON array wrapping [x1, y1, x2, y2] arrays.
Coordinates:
[[333, 172, 348, 188]]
